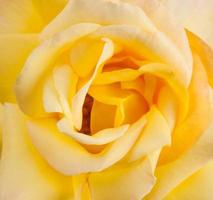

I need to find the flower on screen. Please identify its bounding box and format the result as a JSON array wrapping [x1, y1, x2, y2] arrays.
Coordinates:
[[0, 0, 213, 199]]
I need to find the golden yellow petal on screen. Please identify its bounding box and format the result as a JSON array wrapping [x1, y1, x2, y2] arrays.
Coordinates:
[[0, 34, 39, 102], [28, 115, 146, 175], [126, 106, 171, 162], [0, 0, 44, 33], [88, 157, 156, 200], [15, 23, 99, 116], [164, 161, 213, 200], [0, 104, 73, 200], [145, 120, 213, 200], [71, 38, 114, 130]]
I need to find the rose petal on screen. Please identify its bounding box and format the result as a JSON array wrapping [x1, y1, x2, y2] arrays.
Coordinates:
[[164, 161, 213, 200], [157, 86, 177, 130], [91, 100, 117, 133], [126, 0, 192, 68], [71, 38, 114, 130], [89, 83, 148, 126], [187, 31, 213, 87], [93, 24, 191, 87], [43, 75, 62, 113], [88, 157, 156, 200], [145, 120, 213, 200], [28, 115, 146, 175], [125, 106, 171, 162], [0, 34, 38, 102], [32, 0, 67, 24], [0, 0, 44, 33], [53, 64, 78, 118], [70, 38, 104, 78], [15, 23, 99, 116], [160, 0, 213, 49], [41, 0, 192, 86], [160, 52, 213, 164], [41, 0, 156, 39], [0, 104, 73, 200], [57, 117, 129, 145]]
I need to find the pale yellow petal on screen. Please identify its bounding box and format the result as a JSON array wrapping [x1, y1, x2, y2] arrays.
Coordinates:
[[71, 38, 114, 130], [145, 120, 213, 200], [0, 34, 39, 102], [28, 116, 146, 175], [159, 52, 213, 164], [160, 0, 213, 49], [32, 0, 67, 24], [125, 106, 171, 162], [15, 23, 99, 116], [187, 31, 213, 87], [88, 157, 156, 200], [72, 174, 91, 200], [140, 63, 188, 123], [125, 0, 192, 68], [0, 0, 44, 33], [70, 38, 104, 78], [164, 161, 213, 200], [94, 68, 141, 85], [40, 0, 156, 39], [0, 104, 73, 200], [41, 0, 191, 86], [43, 75, 62, 113], [157, 86, 177, 130], [93, 25, 191, 87], [57, 117, 129, 145]]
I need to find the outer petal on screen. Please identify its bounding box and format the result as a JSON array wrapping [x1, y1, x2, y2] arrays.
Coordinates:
[[164, 161, 213, 200], [0, 0, 43, 33], [0, 34, 39, 102], [41, 0, 192, 86], [160, 0, 213, 49], [0, 104, 73, 200], [145, 120, 213, 200], [159, 49, 213, 164], [88, 157, 156, 200], [0, 0, 67, 33], [125, 0, 192, 69], [28, 115, 146, 175], [15, 23, 100, 116]]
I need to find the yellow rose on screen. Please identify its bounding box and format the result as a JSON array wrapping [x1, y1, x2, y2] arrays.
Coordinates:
[[0, 0, 213, 200]]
